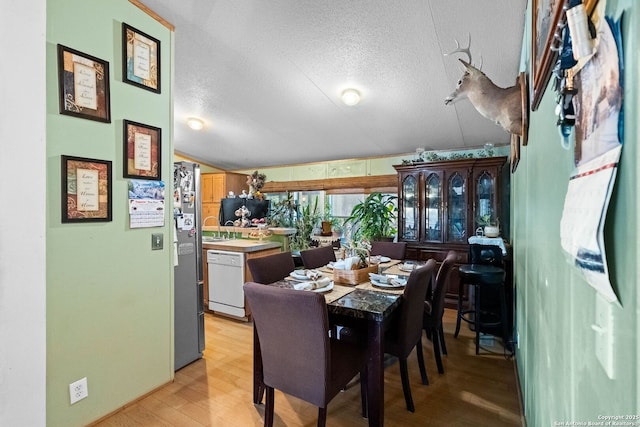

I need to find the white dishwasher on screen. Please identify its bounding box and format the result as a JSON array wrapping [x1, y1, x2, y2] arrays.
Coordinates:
[[207, 250, 246, 319]]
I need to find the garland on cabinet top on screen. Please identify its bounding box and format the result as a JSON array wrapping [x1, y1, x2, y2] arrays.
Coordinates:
[[401, 146, 496, 165]]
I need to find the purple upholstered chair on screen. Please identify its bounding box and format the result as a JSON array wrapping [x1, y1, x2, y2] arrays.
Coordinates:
[[370, 241, 407, 260], [384, 258, 437, 412], [244, 282, 367, 426], [420, 250, 458, 380], [299, 245, 336, 269], [247, 251, 295, 284]]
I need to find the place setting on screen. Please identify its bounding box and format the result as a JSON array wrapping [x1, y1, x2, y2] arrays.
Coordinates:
[[287, 269, 334, 293], [382, 261, 421, 276], [354, 272, 407, 294]]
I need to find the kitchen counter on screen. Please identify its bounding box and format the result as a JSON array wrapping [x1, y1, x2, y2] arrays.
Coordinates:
[[202, 239, 281, 253], [202, 226, 296, 237]]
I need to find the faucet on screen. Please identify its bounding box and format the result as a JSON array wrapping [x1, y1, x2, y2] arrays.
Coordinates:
[[203, 216, 221, 238], [225, 220, 235, 239]]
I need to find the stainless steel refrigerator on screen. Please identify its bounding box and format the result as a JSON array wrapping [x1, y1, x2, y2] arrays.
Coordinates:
[[173, 161, 205, 370]]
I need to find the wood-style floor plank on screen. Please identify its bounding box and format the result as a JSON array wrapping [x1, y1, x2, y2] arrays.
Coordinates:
[[92, 309, 523, 426]]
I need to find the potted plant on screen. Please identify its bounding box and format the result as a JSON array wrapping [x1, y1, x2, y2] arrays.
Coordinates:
[[343, 192, 397, 243], [320, 199, 343, 238], [476, 214, 500, 237], [268, 192, 297, 228], [290, 196, 322, 251]]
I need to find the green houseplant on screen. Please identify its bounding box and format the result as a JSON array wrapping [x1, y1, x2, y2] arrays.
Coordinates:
[[344, 192, 397, 243], [268, 192, 297, 228], [290, 196, 322, 251]]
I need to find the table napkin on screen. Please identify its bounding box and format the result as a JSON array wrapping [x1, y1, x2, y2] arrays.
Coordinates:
[[368, 273, 390, 283], [293, 277, 331, 291], [290, 269, 323, 280], [330, 256, 359, 270]]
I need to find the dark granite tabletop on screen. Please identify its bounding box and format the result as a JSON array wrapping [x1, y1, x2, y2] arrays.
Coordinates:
[[271, 280, 402, 322]]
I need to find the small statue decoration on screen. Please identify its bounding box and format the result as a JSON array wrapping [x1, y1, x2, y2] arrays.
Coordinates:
[[246, 170, 266, 200]]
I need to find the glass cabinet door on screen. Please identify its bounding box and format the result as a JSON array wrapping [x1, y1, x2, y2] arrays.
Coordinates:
[[401, 175, 418, 241], [446, 171, 467, 243], [475, 171, 496, 227], [424, 172, 442, 242]]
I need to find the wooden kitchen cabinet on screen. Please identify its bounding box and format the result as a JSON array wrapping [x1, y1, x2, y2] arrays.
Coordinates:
[[201, 172, 248, 226], [394, 156, 508, 307]]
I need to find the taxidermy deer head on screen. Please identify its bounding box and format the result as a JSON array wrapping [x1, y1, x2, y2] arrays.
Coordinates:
[[444, 36, 522, 136]]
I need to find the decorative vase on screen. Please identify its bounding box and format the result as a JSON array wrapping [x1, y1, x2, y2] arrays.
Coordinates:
[[484, 225, 500, 238]]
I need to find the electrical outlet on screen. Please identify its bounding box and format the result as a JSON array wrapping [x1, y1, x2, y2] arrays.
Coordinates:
[[69, 377, 88, 404]]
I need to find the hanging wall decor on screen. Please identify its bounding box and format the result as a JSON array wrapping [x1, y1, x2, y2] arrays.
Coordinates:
[[57, 45, 111, 123], [123, 119, 162, 180], [531, 0, 567, 111], [560, 11, 623, 304], [61, 155, 112, 223], [122, 23, 161, 93]]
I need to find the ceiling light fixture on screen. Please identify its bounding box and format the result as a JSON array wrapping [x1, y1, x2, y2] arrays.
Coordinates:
[[187, 117, 204, 130], [341, 89, 361, 106]]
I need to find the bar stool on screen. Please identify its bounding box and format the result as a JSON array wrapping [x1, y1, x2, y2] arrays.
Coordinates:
[[454, 245, 508, 354]]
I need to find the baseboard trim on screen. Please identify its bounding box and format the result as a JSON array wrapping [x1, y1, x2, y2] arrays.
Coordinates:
[[513, 358, 527, 426], [86, 379, 174, 426]]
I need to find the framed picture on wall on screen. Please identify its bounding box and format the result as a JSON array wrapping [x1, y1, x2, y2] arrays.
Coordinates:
[[123, 120, 162, 180], [530, 0, 566, 111], [61, 155, 112, 223], [122, 23, 161, 93], [57, 45, 111, 123]]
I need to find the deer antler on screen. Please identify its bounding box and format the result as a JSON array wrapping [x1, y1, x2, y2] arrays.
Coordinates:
[[444, 33, 472, 64]]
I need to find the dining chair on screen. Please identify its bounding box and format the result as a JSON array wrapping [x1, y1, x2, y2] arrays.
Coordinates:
[[243, 282, 367, 427], [420, 250, 458, 380], [370, 241, 407, 260], [247, 251, 295, 284], [300, 245, 336, 269], [384, 258, 437, 412]]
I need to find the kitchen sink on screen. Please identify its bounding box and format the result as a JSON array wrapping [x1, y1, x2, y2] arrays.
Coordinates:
[[202, 236, 227, 242]]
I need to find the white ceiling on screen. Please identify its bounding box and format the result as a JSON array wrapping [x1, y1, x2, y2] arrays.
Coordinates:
[[141, 0, 528, 171]]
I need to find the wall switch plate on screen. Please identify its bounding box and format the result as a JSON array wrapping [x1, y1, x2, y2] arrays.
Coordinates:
[[593, 293, 615, 379], [69, 377, 88, 404], [152, 233, 163, 250]]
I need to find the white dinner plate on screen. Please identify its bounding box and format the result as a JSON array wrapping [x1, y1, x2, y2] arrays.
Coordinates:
[[378, 256, 391, 263], [290, 271, 310, 280], [312, 282, 334, 293], [371, 278, 406, 288]]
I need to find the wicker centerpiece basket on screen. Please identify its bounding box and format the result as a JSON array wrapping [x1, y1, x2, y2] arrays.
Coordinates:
[[333, 249, 379, 285]]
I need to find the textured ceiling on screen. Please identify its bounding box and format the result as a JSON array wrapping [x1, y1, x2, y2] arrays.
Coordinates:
[[141, 0, 527, 170]]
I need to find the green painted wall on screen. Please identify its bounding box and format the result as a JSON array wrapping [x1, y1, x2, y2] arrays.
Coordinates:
[[46, 1, 174, 425], [514, 1, 639, 424]]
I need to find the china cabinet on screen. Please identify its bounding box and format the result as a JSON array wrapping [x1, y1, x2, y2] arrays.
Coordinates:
[[394, 156, 508, 306]]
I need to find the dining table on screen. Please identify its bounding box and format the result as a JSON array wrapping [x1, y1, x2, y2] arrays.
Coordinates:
[[252, 259, 413, 427]]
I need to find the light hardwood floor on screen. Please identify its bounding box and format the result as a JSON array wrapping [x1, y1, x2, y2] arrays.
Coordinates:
[[93, 309, 523, 427]]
